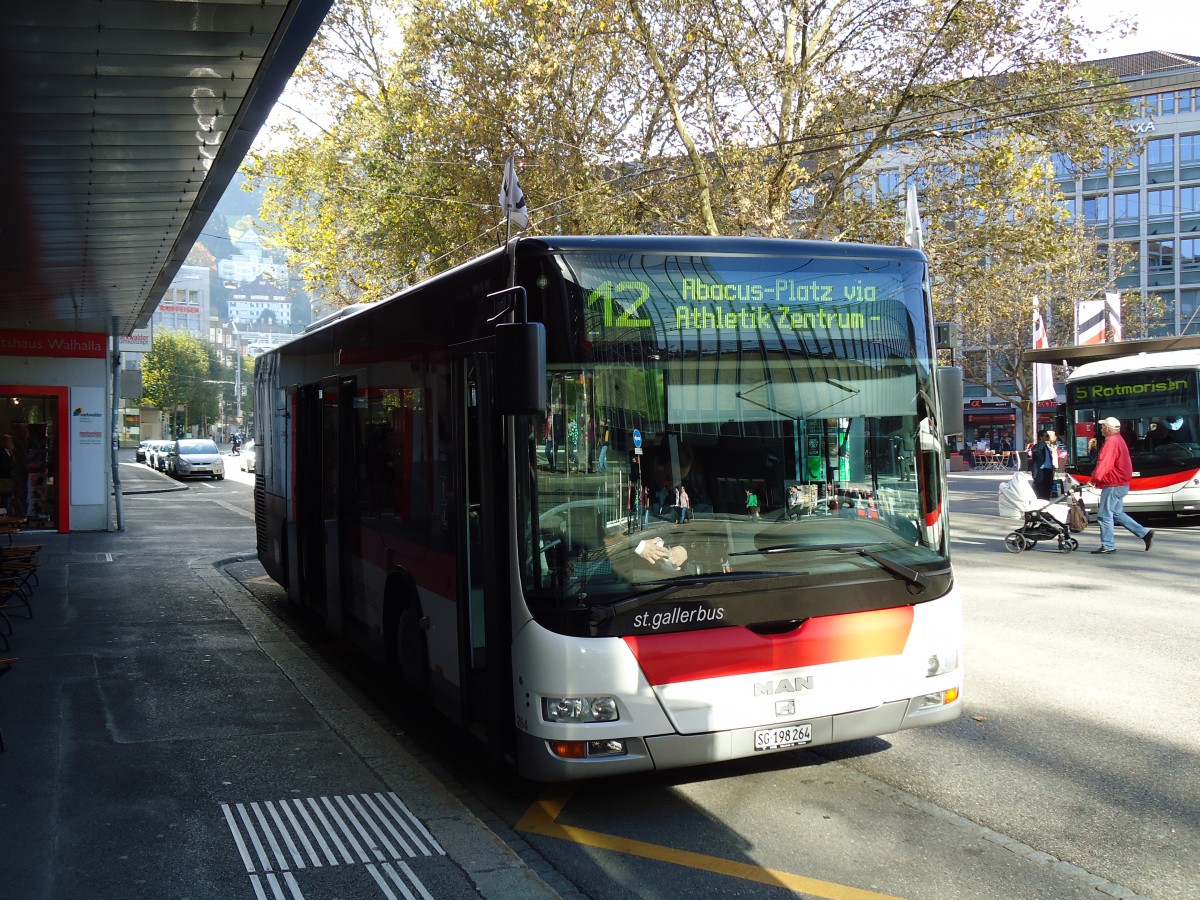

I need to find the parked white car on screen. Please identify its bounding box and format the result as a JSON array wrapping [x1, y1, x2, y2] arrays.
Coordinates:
[[240, 439, 256, 473], [170, 439, 225, 480]]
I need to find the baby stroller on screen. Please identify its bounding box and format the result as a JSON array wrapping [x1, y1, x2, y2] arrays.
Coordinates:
[[997, 472, 1085, 553]]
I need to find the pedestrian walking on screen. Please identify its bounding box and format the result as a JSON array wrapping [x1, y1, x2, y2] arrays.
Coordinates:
[[1088, 416, 1154, 555], [675, 484, 690, 524], [1030, 429, 1057, 500], [596, 418, 609, 473], [744, 488, 760, 519]]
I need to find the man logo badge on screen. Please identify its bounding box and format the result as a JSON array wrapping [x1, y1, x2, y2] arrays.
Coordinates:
[[753, 676, 813, 695], [775, 699, 795, 717]]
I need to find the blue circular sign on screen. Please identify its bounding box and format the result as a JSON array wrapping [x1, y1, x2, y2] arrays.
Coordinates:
[[633, 429, 642, 449]]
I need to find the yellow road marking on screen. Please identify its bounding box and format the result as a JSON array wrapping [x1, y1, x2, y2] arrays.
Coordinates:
[[516, 784, 904, 900], [244, 575, 276, 585]]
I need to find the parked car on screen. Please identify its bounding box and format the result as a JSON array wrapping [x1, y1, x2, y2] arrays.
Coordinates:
[[149, 440, 174, 471], [135, 440, 152, 463], [240, 439, 256, 473], [170, 439, 225, 480]]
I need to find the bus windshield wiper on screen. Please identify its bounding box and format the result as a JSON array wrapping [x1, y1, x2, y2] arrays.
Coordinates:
[[588, 572, 770, 626], [841, 547, 931, 594], [739, 540, 889, 556], [747, 542, 933, 594]]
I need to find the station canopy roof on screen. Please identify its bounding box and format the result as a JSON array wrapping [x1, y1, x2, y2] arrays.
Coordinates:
[[1024, 335, 1200, 367], [0, 0, 332, 338]]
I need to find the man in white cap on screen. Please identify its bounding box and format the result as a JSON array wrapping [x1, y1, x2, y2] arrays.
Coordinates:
[[1088, 416, 1154, 554]]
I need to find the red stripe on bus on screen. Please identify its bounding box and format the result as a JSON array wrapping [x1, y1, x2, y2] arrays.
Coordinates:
[[1074, 468, 1199, 491], [623, 606, 915, 686], [924, 499, 942, 527]]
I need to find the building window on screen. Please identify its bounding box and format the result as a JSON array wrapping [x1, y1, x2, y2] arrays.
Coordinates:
[[1182, 289, 1200, 334], [1113, 192, 1139, 222], [1056, 196, 1075, 223], [877, 170, 900, 199], [1148, 240, 1175, 286], [1148, 187, 1176, 219], [1112, 148, 1138, 174], [1116, 242, 1141, 290], [1162, 92, 1176, 116], [1182, 239, 1200, 285], [1148, 136, 1173, 165], [1181, 91, 1194, 114], [1181, 133, 1200, 166], [1052, 152, 1075, 180], [1083, 195, 1109, 225], [1147, 137, 1174, 185], [1147, 291, 1176, 337]]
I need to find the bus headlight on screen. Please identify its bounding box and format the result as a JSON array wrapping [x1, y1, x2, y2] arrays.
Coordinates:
[[926, 651, 959, 677], [542, 696, 620, 723], [917, 687, 960, 710]]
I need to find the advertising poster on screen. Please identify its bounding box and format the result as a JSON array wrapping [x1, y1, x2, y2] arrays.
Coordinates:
[[70, 386, 107, 505]]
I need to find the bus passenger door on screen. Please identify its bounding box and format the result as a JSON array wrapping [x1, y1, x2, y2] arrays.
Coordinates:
[[295, 384, 325, 616], [297, 375, 357, 635], [454, 352, 511, 760]]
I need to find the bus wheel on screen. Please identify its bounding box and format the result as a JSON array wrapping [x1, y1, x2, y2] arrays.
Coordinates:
[[389, 598, 430, 703]]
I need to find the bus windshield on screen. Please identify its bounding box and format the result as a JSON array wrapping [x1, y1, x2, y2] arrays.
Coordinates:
[[1068, 368, 1200, 474], [516, 247, 949, 635]]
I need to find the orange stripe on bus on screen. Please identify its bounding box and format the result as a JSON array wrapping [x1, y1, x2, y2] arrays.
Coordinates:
[[623, 606, 914, 686]]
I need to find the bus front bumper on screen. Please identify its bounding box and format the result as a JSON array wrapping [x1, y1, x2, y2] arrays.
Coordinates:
[[516, 694, 962, 781]]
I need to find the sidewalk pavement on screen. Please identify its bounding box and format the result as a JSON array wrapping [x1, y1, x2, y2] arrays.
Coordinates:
[[0, 461, 563, 899]]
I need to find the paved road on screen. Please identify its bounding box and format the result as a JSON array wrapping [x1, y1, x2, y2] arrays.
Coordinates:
[[454, 472, 1198, 900], [131, 457, 1196, 899]]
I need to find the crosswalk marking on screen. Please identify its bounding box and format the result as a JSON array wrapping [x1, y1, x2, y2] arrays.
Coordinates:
[[222, 792, 444, 898]]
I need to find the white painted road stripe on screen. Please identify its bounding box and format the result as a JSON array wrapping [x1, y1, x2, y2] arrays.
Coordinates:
[[349, 793, 406, 859], [321, 795, 371, 863], [237, 802, 274, 872], [292, 798, 338, 866], [279, 800, 322, 867], [263, 872, 287, 899], [383, 791, 445, 856], [248, 873, 269, 900], [307, 797, 354, 864], [222, 803, 257, 874], [366, 863, 408, 900], [395, 861, 436, 900], [336, 793, 387, 861], [362, 793, 416, 857], [283, 871, 305, 900], [225, 794, 439, 899], [265, 801, 307, 870], [252, 802, 291, 872]]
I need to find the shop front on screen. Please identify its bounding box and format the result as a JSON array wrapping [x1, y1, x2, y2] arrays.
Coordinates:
[[0, 387, 69, 529], [0, 329, 112, 532], [962, 401, 1018, 454]]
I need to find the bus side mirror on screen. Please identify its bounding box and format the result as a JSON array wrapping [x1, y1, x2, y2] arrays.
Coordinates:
[[936, 366, 964, 437], [495, 322, 547, 414]]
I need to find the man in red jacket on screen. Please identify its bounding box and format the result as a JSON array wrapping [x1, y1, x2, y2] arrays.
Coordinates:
[[1088, 416, 1154, 554]]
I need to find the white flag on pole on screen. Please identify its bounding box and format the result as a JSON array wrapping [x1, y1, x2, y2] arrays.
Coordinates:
[[1032, 301, 1057, 403], [498, 155, 529, 229], [904, 184, 924, 251]]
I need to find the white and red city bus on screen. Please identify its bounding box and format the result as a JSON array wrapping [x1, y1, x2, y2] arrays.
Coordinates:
[[1064, 348, 1200, 517], [253, 235, 962, 780]]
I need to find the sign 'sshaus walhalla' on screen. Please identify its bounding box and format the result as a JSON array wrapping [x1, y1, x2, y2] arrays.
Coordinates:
[[0, 329, 106, 359]]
